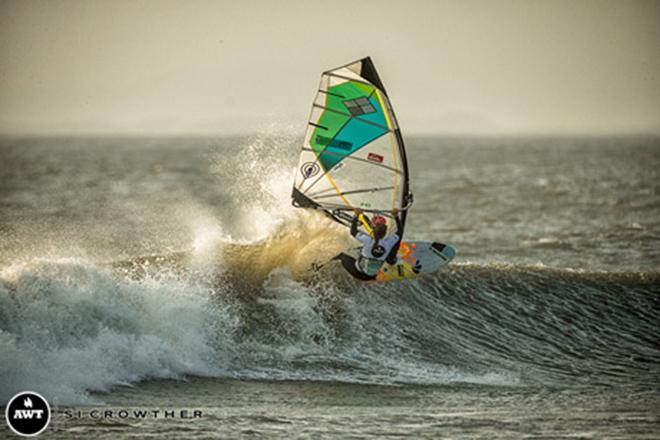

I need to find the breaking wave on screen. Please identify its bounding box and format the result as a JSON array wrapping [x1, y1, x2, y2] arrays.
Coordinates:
[[1, 236, 658, 405], [1, 134, 659, 405]]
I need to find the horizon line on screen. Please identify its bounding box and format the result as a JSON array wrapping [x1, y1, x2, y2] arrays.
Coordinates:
[[1, 129, 659, 139]]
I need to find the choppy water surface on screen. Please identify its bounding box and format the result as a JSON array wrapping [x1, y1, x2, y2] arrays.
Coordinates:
[[1, 135, 659, 438]]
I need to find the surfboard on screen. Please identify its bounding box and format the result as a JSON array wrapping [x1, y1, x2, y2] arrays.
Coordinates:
[[375, 241, 456, 282]]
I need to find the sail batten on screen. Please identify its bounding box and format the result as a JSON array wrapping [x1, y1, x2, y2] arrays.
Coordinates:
[[292, 57, 412, 231]]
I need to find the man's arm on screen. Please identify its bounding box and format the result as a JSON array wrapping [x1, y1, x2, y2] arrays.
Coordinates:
[[392, 208, 403, 237], [350, 214, 360, 237], [350, 208, 368, 237], [351, 209, 374, 244]]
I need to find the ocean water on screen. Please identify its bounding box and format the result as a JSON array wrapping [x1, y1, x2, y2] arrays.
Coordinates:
[[1, 135, 659, 438]]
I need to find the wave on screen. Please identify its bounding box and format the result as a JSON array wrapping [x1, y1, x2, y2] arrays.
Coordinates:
[[1, 228, 659, 405], [0, 258, 231, 404]]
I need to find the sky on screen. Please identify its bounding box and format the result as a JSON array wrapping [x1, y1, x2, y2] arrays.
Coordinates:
[[1, 0, 659, 135]]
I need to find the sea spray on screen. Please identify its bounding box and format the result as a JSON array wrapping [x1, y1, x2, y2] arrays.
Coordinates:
[[0, 259, 233, 404]]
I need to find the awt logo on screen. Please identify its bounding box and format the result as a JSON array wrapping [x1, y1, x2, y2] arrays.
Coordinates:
[[5, 391, 51, 436]]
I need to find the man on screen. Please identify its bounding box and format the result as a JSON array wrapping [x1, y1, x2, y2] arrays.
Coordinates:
[[334, 207, 403, 281]]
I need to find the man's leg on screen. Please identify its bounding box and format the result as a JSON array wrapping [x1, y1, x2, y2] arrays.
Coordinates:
[[385, 240, 402, 265], [336, 253, 376, 281]]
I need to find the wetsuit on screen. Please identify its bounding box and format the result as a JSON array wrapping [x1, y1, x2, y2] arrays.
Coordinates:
[[336, 214, 403, 281]]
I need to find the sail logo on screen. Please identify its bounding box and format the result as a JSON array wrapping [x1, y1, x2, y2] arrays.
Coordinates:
[[315, 135, 352, 150], [5, 391, 51, 436], [367, 153, 384, 163], [301, 162, 320, 179]]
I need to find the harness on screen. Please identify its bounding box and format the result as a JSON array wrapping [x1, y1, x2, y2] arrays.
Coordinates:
[[356, 254, 385, 276]]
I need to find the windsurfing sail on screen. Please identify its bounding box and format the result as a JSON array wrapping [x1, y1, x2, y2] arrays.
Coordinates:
[[291, 57, 413, 234]]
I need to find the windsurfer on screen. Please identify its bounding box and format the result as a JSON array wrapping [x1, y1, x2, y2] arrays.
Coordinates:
[[334, 208, 403, 280]]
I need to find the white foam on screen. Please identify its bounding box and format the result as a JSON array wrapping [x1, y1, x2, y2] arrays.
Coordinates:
[[0, 259, 234, 405]]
